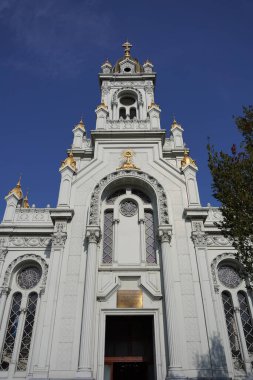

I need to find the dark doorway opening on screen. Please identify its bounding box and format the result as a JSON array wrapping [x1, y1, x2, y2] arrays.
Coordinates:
[[104, 315, 155, 380]]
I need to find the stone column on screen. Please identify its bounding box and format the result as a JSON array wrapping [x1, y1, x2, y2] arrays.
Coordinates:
[[113, 219, 119, 264], [234, 306, 252, 374], [78, 226, 100, 378], [158, 226, 183, 376], [139, 218, 146, 263], [0, 287, 10, 327], [33, 220, 67, 378]]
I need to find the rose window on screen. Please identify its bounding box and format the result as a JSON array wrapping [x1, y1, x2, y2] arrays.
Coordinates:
[[120, 200, 138, 217], [17, 267, 42, 289], [218, 265, 242, 288]]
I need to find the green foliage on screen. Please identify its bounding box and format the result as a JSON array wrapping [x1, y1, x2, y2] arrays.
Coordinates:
[[207, 106, 253, 279]]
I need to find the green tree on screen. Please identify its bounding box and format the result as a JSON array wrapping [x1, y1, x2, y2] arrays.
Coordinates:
[[207, 106, 253, 279]]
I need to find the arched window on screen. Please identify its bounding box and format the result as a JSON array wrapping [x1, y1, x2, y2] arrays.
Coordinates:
[[0, 263, 42, 374], [118, 95, 138, 120], [217, 261, 253, 371], [0, 292, 22, 370], [102, 187, 156, 265]]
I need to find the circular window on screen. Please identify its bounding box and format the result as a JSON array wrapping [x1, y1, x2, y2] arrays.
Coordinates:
[[120, 96, 135, 106], [120, 200, 138, 217], [124, 67, 131, 73], [218, 265, 242, 288], [17, 266, 42, 289]]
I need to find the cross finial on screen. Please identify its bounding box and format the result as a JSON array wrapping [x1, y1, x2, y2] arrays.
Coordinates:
[[122, 40, 132, 57]]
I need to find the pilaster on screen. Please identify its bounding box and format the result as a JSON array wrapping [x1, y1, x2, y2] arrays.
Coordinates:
[[57, 165, 76, 208], [181, 164, 201, 207]]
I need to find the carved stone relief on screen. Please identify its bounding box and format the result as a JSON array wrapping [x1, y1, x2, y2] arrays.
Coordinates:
[[89, 170, 169, 226], [14, 208, 52, 224], [52, 222, 67, 248], [9, 236, 52, 248], [112, 87, 143, 104]]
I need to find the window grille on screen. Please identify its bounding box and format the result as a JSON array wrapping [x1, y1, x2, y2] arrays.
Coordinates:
[[17, 292, 38, 371], [145, 210, 156, 264], [222, 291, 244, 369], [218, 265, 242, 288], [17, 267, 41, 290], [238, 291, 253, 354], [0, 293, 22, 371], [103, 210, 113, 263]]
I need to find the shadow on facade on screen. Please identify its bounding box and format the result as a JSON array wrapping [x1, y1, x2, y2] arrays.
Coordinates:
[[195, 336, 230, 380]]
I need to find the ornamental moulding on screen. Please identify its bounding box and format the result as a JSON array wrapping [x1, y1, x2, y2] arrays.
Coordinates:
[[9, 236, 52, 248], [89, 170, 169, 226], [3, 254, 48, 290], [211, 252, 237, 293], [112, 87, 143, 104]]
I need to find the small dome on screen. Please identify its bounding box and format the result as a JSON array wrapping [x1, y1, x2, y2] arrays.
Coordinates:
[[112, 41, 144, 74]]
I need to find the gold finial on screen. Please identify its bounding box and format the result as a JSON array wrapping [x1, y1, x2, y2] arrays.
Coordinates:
[[117, 149, 140, 171], [23, 190, 30, 208], [148, 102, 160, 109], [181, 150, 197, 168], [7, 176, 23, 199], [122, 40, 132, 58], [60, 150, 77, 172], [75, 117, 85, 130]]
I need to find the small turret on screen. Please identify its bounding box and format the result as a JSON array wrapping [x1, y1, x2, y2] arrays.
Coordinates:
[[60, 151, 77, 172], [7, 176, 23, 200]]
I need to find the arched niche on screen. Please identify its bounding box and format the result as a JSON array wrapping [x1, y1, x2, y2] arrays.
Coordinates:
[[88, 170, 169, 226]]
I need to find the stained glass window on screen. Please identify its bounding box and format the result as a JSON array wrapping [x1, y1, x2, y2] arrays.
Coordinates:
[[0, 293, 22, 371], [222, 291, 244, 369], [145, 210, 156, 264], [103, 210, 113, 263], [17, 292, 38, 371], [238, 291, 253, 354]]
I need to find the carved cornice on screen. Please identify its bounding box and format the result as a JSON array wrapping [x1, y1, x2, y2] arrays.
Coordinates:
[[89, 170, 169, 226], [9, 236, 52, 248], [52, 222, 67, 248]]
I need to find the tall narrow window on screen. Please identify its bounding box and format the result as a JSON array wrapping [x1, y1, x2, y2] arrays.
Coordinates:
[[103, 210, 113, 263], [222, 291, 243, 369], [145, 210, 156, 264], [119, 108, 126, 119], [0, 293, 22, 371], [17, 292, 38, 371], [238, 291, 253, 354], [130, 107, 136, 119]]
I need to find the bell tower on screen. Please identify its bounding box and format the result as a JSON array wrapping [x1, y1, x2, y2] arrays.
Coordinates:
[[96, 41, 161, 130]]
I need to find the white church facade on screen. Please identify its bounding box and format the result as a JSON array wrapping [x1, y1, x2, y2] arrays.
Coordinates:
[[0, 42, 252, 380]]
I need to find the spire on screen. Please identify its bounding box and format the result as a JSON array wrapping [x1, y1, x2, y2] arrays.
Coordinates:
[[74, 117, 85, 131], [122, 40, 132, 58], [7, 176, 23, 199], [23, 191, 30, 208]]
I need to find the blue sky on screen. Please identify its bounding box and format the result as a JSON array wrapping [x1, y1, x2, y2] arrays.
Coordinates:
[[0, 0, 252, 214]]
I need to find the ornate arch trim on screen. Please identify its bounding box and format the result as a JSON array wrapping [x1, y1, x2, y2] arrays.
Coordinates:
[[211, 252, 241, 293], [89, 170, 169, 225], [3, 254, 48, 290], [112, 87, 143, 104]]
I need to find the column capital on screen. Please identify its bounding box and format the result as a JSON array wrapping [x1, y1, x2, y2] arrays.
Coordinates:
[[86, 226, 101, 244], [191, 221, 207, 247], [158, 225, 172, 243]]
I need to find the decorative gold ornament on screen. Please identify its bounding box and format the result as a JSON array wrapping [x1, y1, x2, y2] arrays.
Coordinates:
[[117, 149, 140, 171], [122, 40, 132, 58], [148, 102, 160, 109], [96, 101, 108, 110], [181, 150, 197, 168], [23, 192, 30, 208], [7, 176, 23, 199], [60, 151, 77, 172], [74, 118, 85, 130]]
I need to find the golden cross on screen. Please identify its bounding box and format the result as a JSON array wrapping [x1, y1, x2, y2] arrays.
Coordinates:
[[122, 41, 132, 57]]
